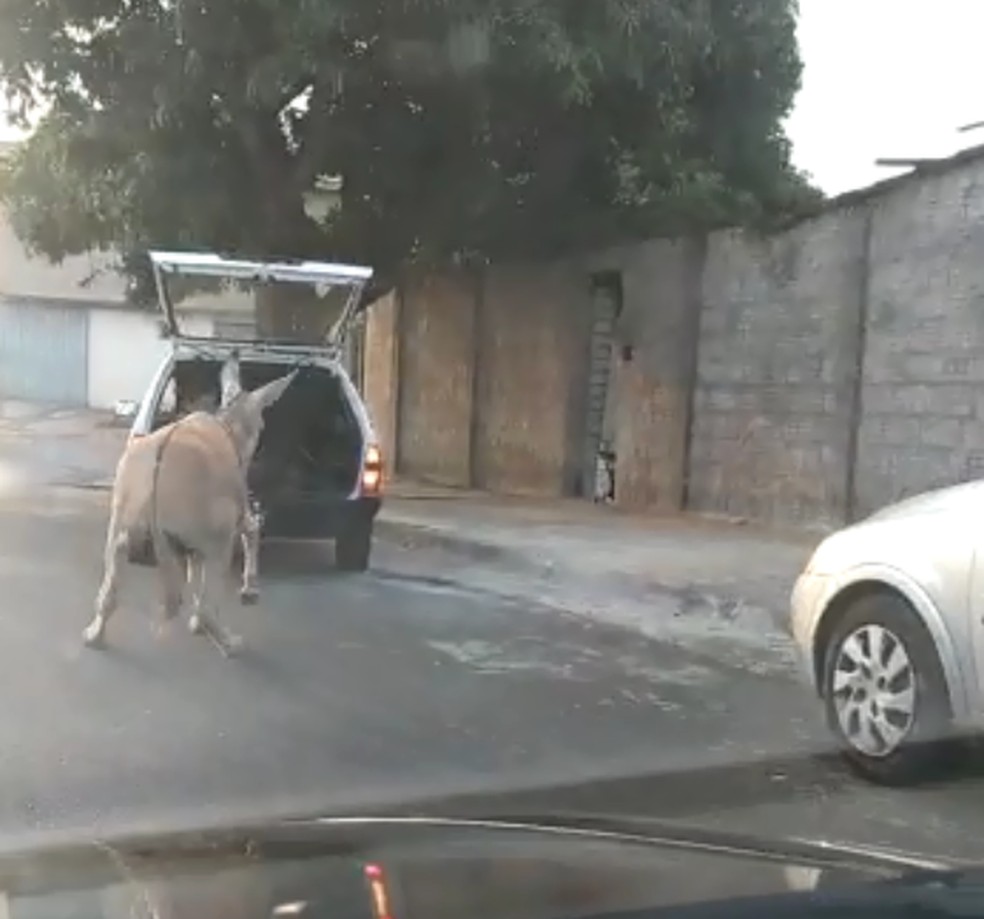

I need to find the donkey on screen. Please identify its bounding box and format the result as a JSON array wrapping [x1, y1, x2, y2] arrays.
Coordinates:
[[83, 358, 296, 655]]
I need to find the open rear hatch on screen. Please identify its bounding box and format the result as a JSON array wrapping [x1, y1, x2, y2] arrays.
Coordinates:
[[149, 250, 373, 351], [148, 251, 377, 506]]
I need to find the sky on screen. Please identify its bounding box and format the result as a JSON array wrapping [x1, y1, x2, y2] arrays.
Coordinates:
[[788, 0, 984, 193], [2, 1, 983, 197]]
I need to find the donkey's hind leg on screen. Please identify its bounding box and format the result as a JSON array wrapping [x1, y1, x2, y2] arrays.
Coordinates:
[[155, 536, 186, 623], [239, 507, 261, 606], [188, 544, 242, 656], [84, 518, 129, 647], [187, 553, 206, 635]]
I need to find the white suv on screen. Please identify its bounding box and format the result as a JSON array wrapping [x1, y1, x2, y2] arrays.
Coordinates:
[[125, 251, 384, 571]]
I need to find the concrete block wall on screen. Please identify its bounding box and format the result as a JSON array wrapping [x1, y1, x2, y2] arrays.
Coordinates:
[[854, 158, 984, 514], [361, 150, 984, 525], [473, 263, 588, 496], [688, 211, 868, 525]]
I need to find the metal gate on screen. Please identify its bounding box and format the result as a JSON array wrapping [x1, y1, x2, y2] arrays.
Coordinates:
[[0, 298, 88, 405]]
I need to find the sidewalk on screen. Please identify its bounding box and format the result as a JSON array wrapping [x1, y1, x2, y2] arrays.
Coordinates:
[[378, 480, 822, 678], [0, 400, 125, 494]]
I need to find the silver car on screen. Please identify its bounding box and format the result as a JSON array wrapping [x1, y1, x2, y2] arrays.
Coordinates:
[[789, 482, 983, 785]]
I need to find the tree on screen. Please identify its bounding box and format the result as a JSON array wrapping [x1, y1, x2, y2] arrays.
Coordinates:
[[0, 0, 819, 302]]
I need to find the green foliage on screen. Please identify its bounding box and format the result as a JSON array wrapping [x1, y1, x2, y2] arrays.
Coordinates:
[[0, 0, 818, 292]]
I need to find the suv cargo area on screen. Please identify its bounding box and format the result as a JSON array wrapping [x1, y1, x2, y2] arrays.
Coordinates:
[[150, 356, 380, 569]]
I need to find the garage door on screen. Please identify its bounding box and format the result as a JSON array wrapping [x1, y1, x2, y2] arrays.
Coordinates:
[[0, 298, 88, 405]]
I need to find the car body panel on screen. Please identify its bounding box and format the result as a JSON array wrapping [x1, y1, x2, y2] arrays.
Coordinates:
[[789, 482, 984, 728], [0, 814, 957, 919], [791, 563, 975, 724], [865, 479, 984, 524]]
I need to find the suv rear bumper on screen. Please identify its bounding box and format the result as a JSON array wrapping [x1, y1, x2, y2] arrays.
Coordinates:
[[127, 495, 381, 565], [261, 494, 381, 540]]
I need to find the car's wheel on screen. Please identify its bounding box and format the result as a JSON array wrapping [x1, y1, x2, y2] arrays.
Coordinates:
[[336, 522, 372, 572], [822, 592, 953, 785]]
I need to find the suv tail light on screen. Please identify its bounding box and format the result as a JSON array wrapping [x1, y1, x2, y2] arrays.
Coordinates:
[[361, 444, 383, 496], [364, 863, 394, 919]]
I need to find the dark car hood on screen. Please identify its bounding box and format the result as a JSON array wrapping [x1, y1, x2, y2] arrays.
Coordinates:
[[0, 813, 962, 919]]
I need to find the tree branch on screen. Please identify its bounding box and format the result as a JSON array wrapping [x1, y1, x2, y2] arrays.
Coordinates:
[[276, 74, 314, 116], [289, 77, 340, 194]]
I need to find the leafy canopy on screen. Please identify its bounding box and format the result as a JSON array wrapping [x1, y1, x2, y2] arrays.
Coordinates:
[[0, 0, 818, 297]]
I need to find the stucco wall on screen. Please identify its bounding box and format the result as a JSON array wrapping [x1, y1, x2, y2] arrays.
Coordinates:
[[0, 214, 127, 304], [363, 290, 399, 465], [87, 308, 215, 410], [396, 272, 477, 486], [473, 263, 587, 496], [87, 308, 169, 409], [364, 266, 588, 496], [588, 238, 704, 511]]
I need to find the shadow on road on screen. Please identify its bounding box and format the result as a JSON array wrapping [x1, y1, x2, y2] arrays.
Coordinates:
[[256, 540, 341, 580]]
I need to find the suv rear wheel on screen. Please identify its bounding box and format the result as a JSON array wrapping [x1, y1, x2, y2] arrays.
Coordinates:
[[821, 592, 953, 785], [336, 522, 372, 572]]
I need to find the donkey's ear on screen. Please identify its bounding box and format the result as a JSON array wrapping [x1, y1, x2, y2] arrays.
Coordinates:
[[220, 353, 242, 408], [247, 369, 297, 415]]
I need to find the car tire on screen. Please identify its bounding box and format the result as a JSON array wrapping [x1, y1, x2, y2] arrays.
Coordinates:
[[336, 522, 372, 572], [821, 592, 953, 786]]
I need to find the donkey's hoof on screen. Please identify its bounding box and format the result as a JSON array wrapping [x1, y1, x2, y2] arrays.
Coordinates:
[[188, 615, 204, 635], [152, 620, 175, 640], [82, 623, 105, 648], [221, 633, 245, 658], [239, 588, 259, 606]]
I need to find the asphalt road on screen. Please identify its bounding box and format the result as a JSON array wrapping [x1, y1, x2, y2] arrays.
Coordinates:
[[1, 483, 984, 866]]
